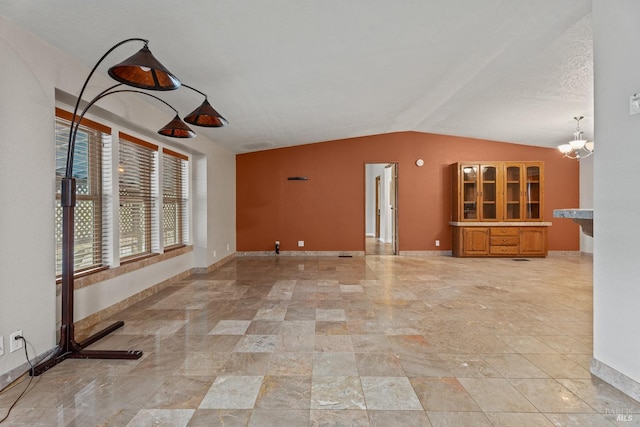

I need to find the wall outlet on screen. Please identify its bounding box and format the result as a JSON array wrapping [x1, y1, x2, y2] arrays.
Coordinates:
[[0, 336, 4, 357], [213, 250, 217, 257], [298, 240, 304, 247], [435, 240, 440, 247], [226, 243, 230, 251], [10, 330, 23, 353]]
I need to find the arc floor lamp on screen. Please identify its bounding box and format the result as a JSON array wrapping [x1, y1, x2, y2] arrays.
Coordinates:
[[32, 38, 226, 375]]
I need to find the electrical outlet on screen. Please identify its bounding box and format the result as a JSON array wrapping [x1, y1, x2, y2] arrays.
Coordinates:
[[0, 336, 4, 357], [298, 240, 304, 247], [227, 243, 230, 251], [435, 240, 440, 247], [9, 330, 23, 353]]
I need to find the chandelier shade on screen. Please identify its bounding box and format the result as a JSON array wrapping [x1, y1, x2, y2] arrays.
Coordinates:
[[158, 114, 196, 138], [184, 98, 228, 127], [108, 45, 181, 91]]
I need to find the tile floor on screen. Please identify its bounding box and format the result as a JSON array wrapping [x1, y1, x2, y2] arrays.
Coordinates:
[[1, 255, 639, 426]]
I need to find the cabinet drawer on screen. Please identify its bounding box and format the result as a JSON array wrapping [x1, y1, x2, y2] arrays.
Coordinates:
[[490, 236, 519, 246], [490, 245, 519, 255], [490, 227, 518, 236]]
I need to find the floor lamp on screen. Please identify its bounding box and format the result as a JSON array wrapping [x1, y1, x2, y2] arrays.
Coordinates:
[[32, 38, 226, 376]]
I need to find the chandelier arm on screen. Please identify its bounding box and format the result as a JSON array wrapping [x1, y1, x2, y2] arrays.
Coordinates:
[[65, 38, 149, 178], [182, 83, 207, 100]]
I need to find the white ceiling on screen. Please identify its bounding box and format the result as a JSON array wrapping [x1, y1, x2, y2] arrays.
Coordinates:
[[0, 0, 593, 154]]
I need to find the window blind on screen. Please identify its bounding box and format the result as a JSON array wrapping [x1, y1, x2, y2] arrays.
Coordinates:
[[118, 133, 158, 260], [162, 148, 189, 248], [55, 109, 111, 276]]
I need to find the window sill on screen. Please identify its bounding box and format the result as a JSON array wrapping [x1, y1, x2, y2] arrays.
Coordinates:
[[58, 245, 193, 290]]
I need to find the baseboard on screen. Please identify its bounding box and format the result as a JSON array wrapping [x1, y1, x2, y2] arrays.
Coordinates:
[[591, 358, 640, 402], [0, 348, 53, 390], [236, 251, 365, 257], [399, 250, 452, 257], [191, 252, 236, 274]]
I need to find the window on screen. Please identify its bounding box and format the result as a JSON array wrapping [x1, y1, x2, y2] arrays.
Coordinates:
[[162, 149, 189, 249], [55, 109, 111, 276], [118, 133, 158, 260]]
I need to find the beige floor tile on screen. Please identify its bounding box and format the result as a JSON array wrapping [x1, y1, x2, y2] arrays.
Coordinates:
[[6, 255, 637, 426], [254, 375, 311, 409], [310, 376, 366, 410], [199, 376, 264, 409], [185, 409, 252, 427], [426, 411, 493, 427], [485, 411, 555, 426], [483, 353, 550, 378], [360, 376, 423, 410], [369, 410, 433, 426], [509, 378, 594, 413], [410, 377, 481, 411], [248, 409, 310, 427], [125, 409, 194, 427], [457, 378, 537, 412]]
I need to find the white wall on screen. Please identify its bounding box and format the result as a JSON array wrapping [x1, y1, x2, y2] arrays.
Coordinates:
[[0, 16, 235, 379], [579, 155, 594, 254], [591, 0, 640, 397]]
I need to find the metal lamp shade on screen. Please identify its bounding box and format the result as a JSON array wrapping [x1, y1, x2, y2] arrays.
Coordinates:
[[158, 115, 196, 138], [184, 99, 228, 127], [108, 45, 180, 91]]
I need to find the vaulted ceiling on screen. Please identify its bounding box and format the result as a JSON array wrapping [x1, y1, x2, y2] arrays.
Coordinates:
[[0, 0, 593, 153]]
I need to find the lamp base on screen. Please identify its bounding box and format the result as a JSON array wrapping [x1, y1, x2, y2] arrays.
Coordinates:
[[31, 321, 143, 376]]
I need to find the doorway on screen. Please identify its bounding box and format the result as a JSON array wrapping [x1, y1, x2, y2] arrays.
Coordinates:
[[365, 163, 398, 255]]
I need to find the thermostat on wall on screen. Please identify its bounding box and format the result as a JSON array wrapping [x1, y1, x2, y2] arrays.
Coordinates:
[[415, 159, 424, 167]]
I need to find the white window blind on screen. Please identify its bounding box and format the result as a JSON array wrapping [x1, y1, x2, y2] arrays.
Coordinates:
[[162, 148, 189, 249], [118, 133, 158, 260], [55, 108, 111, 277]]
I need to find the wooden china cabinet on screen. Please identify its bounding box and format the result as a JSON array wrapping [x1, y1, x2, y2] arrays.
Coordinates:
[[450, 161, 550, 257]]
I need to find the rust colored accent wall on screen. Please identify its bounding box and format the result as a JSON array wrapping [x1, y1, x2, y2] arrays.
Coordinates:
[[236, 131, 580, 252]]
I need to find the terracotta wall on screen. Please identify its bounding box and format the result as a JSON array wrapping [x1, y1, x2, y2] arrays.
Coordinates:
[[236, 131, 580, 252]]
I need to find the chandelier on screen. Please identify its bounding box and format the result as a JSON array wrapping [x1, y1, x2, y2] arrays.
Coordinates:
[[557, 116, 594, 160]]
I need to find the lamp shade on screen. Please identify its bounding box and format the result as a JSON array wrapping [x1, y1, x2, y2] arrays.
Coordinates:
[[184, 99, 228, 127], [108, 45, 180, 91], [569, 138, 586, 150], [158, 115, 196, 138], [558, 144, 573, 154]]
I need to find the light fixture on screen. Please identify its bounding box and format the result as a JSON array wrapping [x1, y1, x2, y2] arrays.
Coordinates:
[[183, 84, 228, 127], [32, 38, 225, 376], [108, 43, 180, 91], [558, 116, 594, 160]]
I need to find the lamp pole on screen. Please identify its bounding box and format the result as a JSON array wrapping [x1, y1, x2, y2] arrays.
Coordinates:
[[32, 39, 189, 376]]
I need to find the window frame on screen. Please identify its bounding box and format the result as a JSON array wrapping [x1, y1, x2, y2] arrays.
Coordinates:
[[55, 108, 111, 278], [162, 148, 189, 251], [118, 132, 159, 262]]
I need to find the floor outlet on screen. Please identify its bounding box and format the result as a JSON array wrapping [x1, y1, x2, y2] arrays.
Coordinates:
[[10, 330, 23, 353]]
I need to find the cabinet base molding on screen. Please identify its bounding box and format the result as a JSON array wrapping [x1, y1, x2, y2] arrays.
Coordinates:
[[450, 224, 549, 257]]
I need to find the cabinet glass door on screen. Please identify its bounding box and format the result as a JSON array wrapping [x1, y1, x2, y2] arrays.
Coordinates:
[[481, 165, 498, 220], [462, 166, 478, 219], [505, 165, 521, 220], [525, 165, 541, 219]]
